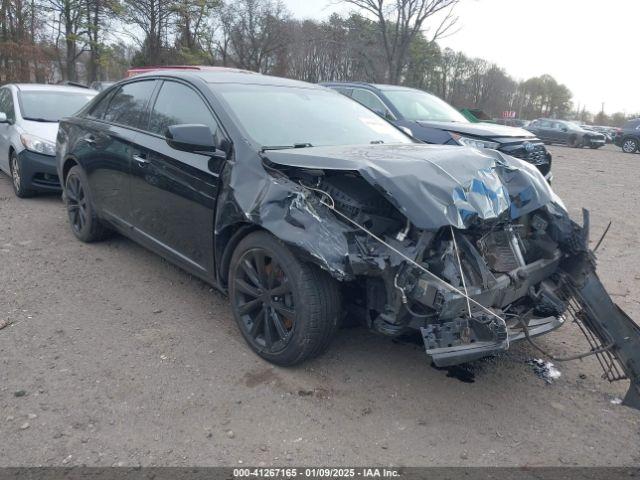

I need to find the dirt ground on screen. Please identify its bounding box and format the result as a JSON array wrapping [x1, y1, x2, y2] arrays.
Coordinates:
[[1, 144, 639, 467]]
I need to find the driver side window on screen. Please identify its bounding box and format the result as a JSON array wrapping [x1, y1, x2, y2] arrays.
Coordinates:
[[148, 81, 218, 140], [351, 89, 390, 117]]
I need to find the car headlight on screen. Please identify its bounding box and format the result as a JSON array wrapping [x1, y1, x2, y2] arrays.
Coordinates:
[[20, 133, 56, 156], [452, 133, 499, 150]]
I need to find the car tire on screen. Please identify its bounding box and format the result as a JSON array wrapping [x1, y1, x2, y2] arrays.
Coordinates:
[[622, 138, 638, 154], [9, 151, 35, 198], [64, 165, 111, 242], [229, 230, 341, 366], [567, 135, 579, 148]]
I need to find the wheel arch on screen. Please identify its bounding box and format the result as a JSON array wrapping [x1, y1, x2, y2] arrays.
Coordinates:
[[216, 222, 263, 290], [61, 156, 80, 184], [215, 221, 348, 290]]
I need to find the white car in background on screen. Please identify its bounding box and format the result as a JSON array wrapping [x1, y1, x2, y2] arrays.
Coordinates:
[[0, 84, 97, 197]]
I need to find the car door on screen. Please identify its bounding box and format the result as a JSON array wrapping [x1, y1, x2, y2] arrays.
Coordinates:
[[527, 120, 542, 138], [551, 122, 568, 143], [0, 87, 16, 174], [531, 120, 552, 142], [127, 79, 223, 278], [77, 80, 156, 226]]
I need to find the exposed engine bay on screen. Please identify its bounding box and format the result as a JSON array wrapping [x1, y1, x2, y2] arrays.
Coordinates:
[[224, 143, 640, 409], [294, 169, 570, 356]]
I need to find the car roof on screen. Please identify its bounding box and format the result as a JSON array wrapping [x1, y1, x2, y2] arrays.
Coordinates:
[[134, 69, 324, 89], [127, 65, 253, 75], [322, 81, 428, 94], [11, 83, 97, 94]]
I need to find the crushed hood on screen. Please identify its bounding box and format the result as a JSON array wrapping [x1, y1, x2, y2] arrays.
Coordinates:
[[263, 143, 561, 230], [415, 121, 535, 139]]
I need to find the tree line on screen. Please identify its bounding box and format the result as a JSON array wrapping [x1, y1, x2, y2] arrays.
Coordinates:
[[0, 0, 633, 124]]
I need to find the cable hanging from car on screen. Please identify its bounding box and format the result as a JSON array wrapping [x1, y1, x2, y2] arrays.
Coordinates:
[[300, 181, 510, 341]]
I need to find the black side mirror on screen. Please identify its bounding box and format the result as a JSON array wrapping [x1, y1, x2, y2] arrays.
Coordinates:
[[165, 124, 221, 155]]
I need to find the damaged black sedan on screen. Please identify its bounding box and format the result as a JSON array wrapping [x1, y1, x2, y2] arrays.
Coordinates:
[[56, 70, 640, 408]]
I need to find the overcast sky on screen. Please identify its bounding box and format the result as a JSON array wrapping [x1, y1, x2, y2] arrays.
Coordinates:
[[280, 0, 638, 114]]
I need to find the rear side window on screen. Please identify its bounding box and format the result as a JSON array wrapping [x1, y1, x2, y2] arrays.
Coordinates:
[[148, 81, 218, 136], [103, 80, 155, 128]]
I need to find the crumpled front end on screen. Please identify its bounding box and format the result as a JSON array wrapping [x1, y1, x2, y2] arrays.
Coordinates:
[[218, 143, 640, 409]]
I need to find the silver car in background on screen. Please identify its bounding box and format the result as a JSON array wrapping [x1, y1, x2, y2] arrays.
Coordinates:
[[0, 84, 97, 197]]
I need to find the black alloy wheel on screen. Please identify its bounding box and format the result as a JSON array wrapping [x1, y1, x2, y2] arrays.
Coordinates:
[[65, 173, 88, 234], [234, 247, 296, 354], [64, 165, 110, 242], [229, 231, 340, 366]]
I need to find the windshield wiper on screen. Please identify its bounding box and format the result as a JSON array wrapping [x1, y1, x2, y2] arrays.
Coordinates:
[[261, 143, 313, 152], [23, 117, 57, 122]]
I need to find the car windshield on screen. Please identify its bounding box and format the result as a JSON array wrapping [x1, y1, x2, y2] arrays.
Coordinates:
[[214, 83, 412, 148], [19, 90, 96, 122], [382, 89, 469, 123]]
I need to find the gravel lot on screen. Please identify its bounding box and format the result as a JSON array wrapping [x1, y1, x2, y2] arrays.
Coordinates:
[[1, 144, 639, 467]]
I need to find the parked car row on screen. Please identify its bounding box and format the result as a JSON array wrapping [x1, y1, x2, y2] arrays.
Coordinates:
[[321, 82, 553, 181], [1, 68, 639, 409], [525, 118, 606, 149]]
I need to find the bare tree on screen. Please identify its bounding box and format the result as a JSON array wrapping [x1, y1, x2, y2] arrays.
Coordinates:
[[174, 0, 219, 54], [0, 0, 49, 82], [121, 0, 174, 65], [85, 0, 118, 82], [340, 0, 458, 83], [40, 0, 89, 81], [218, 0, 289, 73]]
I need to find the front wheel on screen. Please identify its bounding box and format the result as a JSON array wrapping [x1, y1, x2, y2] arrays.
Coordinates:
[[228, 231, 341, 366], [622, 138, 638, 153], [10, 151, 34, 198]]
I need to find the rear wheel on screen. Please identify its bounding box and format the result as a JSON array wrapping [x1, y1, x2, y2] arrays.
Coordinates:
[[622, 138, 638, 153], [228, 231, 341, 366], [64, 165, 111, 242], [10, 151, 34, 198]]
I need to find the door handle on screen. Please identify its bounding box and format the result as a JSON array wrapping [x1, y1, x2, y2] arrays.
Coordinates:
[[132, 154, 149, 166], [84, 135, 96, 145]]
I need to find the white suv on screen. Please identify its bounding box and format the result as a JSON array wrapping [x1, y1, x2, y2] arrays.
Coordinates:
[[0, 84, 97, 197]]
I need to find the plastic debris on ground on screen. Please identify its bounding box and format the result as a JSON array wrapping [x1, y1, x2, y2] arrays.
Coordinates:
[[527, 358, 562, 383]]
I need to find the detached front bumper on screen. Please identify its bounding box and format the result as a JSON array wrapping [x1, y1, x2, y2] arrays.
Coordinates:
[[422, 315, 564, 367], [19, 150, 61, 192]]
